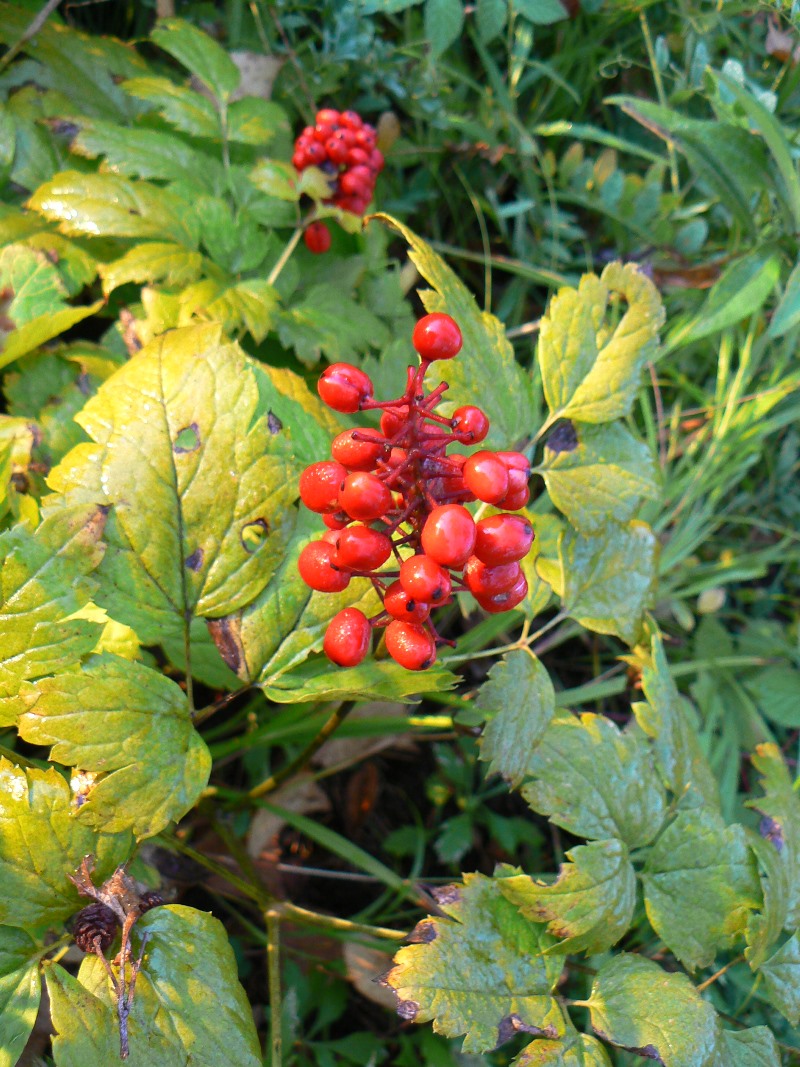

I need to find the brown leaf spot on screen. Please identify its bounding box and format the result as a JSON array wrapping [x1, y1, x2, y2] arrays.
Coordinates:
[[396, 998, 419, 1021], [207, 615, 246, 677], [760, 815, 784, 852], [267, 409, 283, 434], [241, 517, 269, 553], [173, 423, 201, 454], [431, 883, 461, 907], [496, 1014, 557, 1047], [546, 420, 578, 454], [185, 548, 204, 572], [407, 919, 437, 944]]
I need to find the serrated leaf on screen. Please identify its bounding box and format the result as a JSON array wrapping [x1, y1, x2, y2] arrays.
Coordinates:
[[477, 650, 555, 787], [515, 1032, 612, 1066], [121, 76, 220, 139], [642, 809, 762, 969], [249, 159, 301, 202], [234, 508, 381, 684], [587, 954, 719, 1067], [0, 503, 106, 707], [262, 654, 457, 703], [745, 830, 789, 970], [512, 0, 568, 24], [559, 520, 657, 644], [11, 230, 97, 298], [205, 278, 279, 342], [0, 926, 41, 1067], [631, 624, 720, 810], [538, 262, 664, 425], [17, 654, 211, 838], [425, 0, 464, 57], [227, 97, 289, 145], [151, 18, 240, 100], [70, 119, 222, 189], [98, 241, 203, 295], [758, 932, 800, 1025], [384, 873, 563, 1054], [28, 171, 199, 248], [712, 1027, 781, 1067], [275, 282, 389, 366], [47, 324, 300, 680], [0, 244, 102, 368], [0, 757, 130, 928], [372, 214, 537, 450], [743, 665, 800, 728], [521, 709, 666, 849], [538, 422, 660, 533], [746, 742, 800, 929], [499, 839, 636, 955]]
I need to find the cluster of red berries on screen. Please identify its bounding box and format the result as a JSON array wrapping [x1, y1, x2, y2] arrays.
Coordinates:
[[296, 312, 535, 671], [293, 107, 385, 255]]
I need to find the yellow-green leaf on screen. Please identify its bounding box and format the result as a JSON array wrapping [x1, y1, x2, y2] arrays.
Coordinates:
[[0, 926, 41, 1067], [121, 76, 219, 139], [98, 241, 204, 296], [151, 18, 240, 101]]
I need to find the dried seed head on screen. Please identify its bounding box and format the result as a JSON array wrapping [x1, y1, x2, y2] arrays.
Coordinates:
[[138, 890, 164, 913], [73, 901, 120, 953]]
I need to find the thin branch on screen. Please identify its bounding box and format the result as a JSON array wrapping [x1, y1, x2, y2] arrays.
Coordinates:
[[0, 0, 62, 72]]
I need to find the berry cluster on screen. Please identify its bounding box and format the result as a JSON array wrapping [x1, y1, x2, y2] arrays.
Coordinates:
[[297, 313, 535, 671], [293, 108, 385, 254]]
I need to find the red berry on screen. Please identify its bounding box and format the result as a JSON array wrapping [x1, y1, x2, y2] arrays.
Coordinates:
[[399, 554, 452, 603], [332, 525, 392, 570], [384, 580, 430, 623], [339, 110, 363, 130], [304, 221, 332, 255], [326, 132, 352, 164], [324, 608, 371, 667], [298, 541, 351, 592], [385, 620, 436, 670], [412, 313, 462, 362], [474, 514, 534, 566], [474, 571, 528, 613], [463, 451, 509, 504], [299, 461, 347, 513], [464, 556, 521, 597], [346, 147, 371, 167], [322, 511, 350, 530], [314, 121, 338, 142], [339, 471, 393, 521], [496, 483, 530, 510], [316, 108, 341, 126], [354, 127, 376, 150], [452, 406, 490, 444], [421, 505, 476, 569], [380, 405, 409, 438], [368, 149, 385, 173], [303, 141, 326, 166], [318, 363, 374, 413], [331, 428, 388, 471], [497, 451, 530, 474]]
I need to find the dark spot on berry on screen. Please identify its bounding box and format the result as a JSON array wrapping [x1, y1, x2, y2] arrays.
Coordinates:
[[173, 423, 200, 453], [546, 420, 579, 454], [241, 518, 269, 552], [267, 410, 283, 434], [185, 548, 204, 572]]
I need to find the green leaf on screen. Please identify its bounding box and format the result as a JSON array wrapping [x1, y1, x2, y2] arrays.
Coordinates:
[[512, 0, 568, 24], [17, 654, 211, 838], [361, 0, 424, 11], [28, 171, 199, 248], [745, 830, 789, 971], [0, 926, 41, 1067], [425, 0, 464, 57], [477, 650, 556, 787], [121, 76, 220, 139], [0, 244, 102, 369], [743, 665, 800, 728], [0, 757, 130, 928], [745, 742, 800, 929], [756, 931, 800, 1025], [206, 278, 279, 343], [98, 241, 204, 296], [372, 214, 537, 450], [275, 282, 389, 366], [10, 230, 97, 298], [261, 654, 457, 704], [587, 954, 719, 1067], [499, 839, 636, 955], [476, 0, 507, 42], [0, 503, 106, 705], [70, 119, 222, 189], [713, 1027, 781, 1067], [641, 809, 761, 969], [47, 324, 300, 671], [384, 873, 563, 1054], [515, 1032, 612, 1066], [538, 262, 664, 425], [151, 18, 240, 100], [227, 98, 289, 145], [766, 260, 800, 339], [48, 906, 261, 1065], [249, 159, 301, 202], [538, 421, 660, 533], [665, 249, 781, 352], [631, 624, 720, 810], [559, 520, 658, 644], [520, 709, 666, 849]]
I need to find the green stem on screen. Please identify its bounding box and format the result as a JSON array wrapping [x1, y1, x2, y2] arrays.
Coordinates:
[[639, 11, 679, 196], [266, 224, 304, 288], [279, 901, 407, 942], [267, 909, 282, 1067]]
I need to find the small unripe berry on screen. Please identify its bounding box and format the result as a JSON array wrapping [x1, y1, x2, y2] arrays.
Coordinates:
[[318, 363, 374, 413], [324, 608, 372, 666], [399, 554, 452, 603], [385, 620, 437, 670], [412, 313, 463, 362], [298, 541, 351, 592], [421, 505, 476, 569], [339, 471, 393, 521]]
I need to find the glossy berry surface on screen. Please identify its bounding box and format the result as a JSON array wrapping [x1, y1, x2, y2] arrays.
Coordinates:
[[324, 608, 372, 666], [385, 620, 437, 670], [303, 221, 332, 254], [292, 108, 383, 219], [318, 363, 374, 413], [412, 313, 463, 361], [333, 525, 392, 570], [463, 451, 509, 504], [421, 505, 476, 569], [474, 514, 535, 566], [299, 461, 347, 513], [399, 555, 452, 603], [339, 471, 393, 521], [297, 541, 350, 592], [452, 406, 490, 443], [464, 556, 521, 597], [331, 428, 388, 471], [384, 580, 431, 623]]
